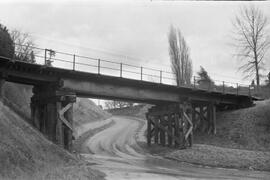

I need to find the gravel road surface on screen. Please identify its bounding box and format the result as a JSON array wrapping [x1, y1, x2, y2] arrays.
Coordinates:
[[82, 116, 270, 180]]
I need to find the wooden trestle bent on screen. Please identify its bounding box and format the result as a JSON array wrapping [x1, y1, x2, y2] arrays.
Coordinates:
[[146, 101, 217, 148]]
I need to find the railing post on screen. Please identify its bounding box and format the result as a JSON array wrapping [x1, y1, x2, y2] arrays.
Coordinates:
[[160, 70, 162, 84], [141, 67, 143, 81], [248, 85, 251, 97], [120, 63, 122, 78], [222, 81, 225, 94], [44, 49, 47, 65], [98, 59, 100, 74], [193, 76, 196, 88], [73, 54, 76, 71], [236, 83, 239, 95]]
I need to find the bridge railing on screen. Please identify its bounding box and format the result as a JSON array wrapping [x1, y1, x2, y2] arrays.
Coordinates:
[[1, 44, 254, 97]]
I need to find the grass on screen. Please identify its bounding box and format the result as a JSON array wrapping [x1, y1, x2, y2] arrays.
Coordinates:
[[106, 104, 151, 119], [0, 101, 105, 180], [194, 100, 270, 151], [73, 98, 111, 127], [0, 82, 111, 179], [135, 99, 270, 171], [166, 144, 270, 171]]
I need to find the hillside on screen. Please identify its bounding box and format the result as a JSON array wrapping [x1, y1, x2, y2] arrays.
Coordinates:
[[106, 104, 151, 119], [0, 101, 105, 180], [194, 100, 270, 151], [0, 82, 110, 179], [74, 98, 110, 126], [2, 82, 111, 133], [3, 82, 32, 122], [154, 100, 270, 171]]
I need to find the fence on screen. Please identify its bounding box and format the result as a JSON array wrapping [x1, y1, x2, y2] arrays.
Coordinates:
[[0, 44, 255, 97]]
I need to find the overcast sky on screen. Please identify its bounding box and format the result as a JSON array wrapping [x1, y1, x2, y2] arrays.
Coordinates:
[[0, 0, 270, 85]]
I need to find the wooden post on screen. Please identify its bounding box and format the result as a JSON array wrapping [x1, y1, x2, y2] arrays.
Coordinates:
[[213, 104, 216, 135], [199, 105, 204, 132], [56, 102, 64, 147], [40, 104, 46, 135], [168, 114, 172, 146], [192, 105, 196, 129], [188, 108, 193, 147], [65, 103, 73, 150], [34, 105, 41, 130], [174, 113, 180, 147], [160, 116, 165, 146], [154, 116, 159, 144], [47, 102, 57, 142], [207, 104, 213, 134], [180, 104, 187, 148], [147, 114, 151, 145]]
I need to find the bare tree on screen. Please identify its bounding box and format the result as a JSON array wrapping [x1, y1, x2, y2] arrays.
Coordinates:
[[168, 25, 192, 86], [105, 100, 134, 109], [11, 29, 36, 63], [232, 5, 270, 89]]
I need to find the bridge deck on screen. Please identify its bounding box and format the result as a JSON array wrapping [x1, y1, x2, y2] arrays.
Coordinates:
[[0, 58, 254, 106]]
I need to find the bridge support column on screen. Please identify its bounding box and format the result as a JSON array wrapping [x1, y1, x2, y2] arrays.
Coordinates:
[[31, 85, 76, 151], [146, 102, 193, 148]]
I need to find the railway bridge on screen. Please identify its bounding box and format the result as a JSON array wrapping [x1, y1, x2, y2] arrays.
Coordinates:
[[0, 51, 255, 151]]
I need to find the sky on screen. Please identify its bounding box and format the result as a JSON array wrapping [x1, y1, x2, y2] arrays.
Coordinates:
[[0, 0, 270, 87]]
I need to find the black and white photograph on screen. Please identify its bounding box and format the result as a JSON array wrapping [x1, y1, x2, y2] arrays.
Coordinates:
[[0, 0, 270, 179]]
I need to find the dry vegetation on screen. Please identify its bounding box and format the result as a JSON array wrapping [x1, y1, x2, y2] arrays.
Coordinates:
[[131, 99, 270, 171], [73, 98, 111, 127], [0, 82, 110, 179], [164, 100, 270, 171], [166, 144, 270, 171], [195, 100, 270, 151], [106, 104, 151, 119], [0, 101, 105, 180]]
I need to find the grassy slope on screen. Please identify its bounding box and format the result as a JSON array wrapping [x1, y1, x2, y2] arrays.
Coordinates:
[[106, 104, 151, 119], [0, 82, 110, 179], [194, 100, 270, 151], [0, 101, 105, 180], [164, 100, 270, 171], [3, 82, 111, 131], [118, 100, 270, 170], [73, 98, 111, 127], [3, 82, 32, 122]]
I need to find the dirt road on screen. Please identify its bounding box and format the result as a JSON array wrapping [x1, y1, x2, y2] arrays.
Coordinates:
[[82, 116, 270, 180]]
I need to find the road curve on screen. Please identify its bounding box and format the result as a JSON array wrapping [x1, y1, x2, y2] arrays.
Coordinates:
[[82, 116, 270, 180]]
